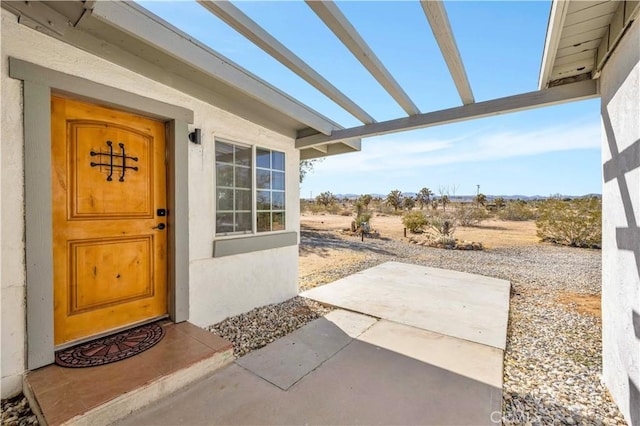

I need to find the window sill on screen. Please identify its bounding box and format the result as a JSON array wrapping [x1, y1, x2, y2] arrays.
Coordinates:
[[212, 231, 297, 258]]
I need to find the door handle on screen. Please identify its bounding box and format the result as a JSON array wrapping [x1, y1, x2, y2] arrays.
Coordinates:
[[152, 223, 166, 230]]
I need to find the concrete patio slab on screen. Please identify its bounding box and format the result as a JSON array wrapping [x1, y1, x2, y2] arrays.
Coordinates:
[[359, 319, 504, 388], [236, 310, 376, 390], [301, 261, 511, 349], [119, 319, 502, 426]]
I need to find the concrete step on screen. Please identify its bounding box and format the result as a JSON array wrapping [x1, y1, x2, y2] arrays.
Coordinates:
[[23, 322, 234, 426]]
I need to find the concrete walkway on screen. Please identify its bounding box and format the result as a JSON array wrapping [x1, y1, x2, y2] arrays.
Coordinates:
[[119, 262, 509, 425], [301, 261, 511, 350]]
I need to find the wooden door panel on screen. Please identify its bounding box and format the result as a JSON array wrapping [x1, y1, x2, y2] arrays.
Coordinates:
[[70, 122, 153, 218], [70, 236, 153, 313], [52, 96, 167, 346]]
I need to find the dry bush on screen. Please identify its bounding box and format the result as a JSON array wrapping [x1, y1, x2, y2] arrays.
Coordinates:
[[498, 201, 536, 221], [402, 211, 428, 233], [326, 203, 342, 215], [536, 197, 601, 248], [455, 204, 488, 226]]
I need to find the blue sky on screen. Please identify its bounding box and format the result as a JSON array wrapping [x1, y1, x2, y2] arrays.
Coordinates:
[[140, 1, 602, 197]]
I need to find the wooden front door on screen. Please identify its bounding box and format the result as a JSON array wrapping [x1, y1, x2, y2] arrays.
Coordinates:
[[51, 96, 168, 346]]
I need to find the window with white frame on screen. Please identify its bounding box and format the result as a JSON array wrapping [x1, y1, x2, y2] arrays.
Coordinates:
[[216, 141, 252, 234], [215, 140, 285, 236], [256, 148, 286, 232]]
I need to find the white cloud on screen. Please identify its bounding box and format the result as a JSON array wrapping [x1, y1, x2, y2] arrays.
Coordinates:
[[314, 120, 600, 174]]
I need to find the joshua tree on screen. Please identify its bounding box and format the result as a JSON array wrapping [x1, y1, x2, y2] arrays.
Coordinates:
[[386, 190, 403, 211], [416, 187, 433, 210], [315, 191, 337, 207], [440, 195, 450, 212], [475, 193, 487, 207], [359, 194, 372, 209], [402, 197, 416, 210], [495, 197, 506, 209]]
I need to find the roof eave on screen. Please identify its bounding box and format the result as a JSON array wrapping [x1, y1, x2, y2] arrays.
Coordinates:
[[2, 0, 348, 142], [538, 0, 570, 90]]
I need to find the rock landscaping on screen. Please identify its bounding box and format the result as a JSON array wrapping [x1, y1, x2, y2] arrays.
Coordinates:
[[207, 297, 333, 357], [407, 235, 483, 250], [1, 394, 37, 426]]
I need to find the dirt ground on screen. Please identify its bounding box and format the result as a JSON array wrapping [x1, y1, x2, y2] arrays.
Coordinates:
[[300, 213, 539, 247], [299, 213, 601, 318], [298, 212, 538, 278]]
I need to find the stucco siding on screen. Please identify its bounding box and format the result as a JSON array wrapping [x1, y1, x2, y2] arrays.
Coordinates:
[[1, 9, 300, 398], [600, 17, 640, 425]]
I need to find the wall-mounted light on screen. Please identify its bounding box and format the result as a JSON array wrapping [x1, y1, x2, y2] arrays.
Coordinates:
[[188, 128, 201, 144]]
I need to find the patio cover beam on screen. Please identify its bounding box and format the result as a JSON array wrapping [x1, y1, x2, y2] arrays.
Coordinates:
[[306, 0, 421, 116], [198, 0, 376, 125], [296, 79, 598, 148], [420, 0, 474, 105]]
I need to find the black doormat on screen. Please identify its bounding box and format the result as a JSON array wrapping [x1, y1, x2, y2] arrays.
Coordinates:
[[55, 322, 165, 368]]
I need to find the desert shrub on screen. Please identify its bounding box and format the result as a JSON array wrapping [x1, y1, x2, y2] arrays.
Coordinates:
[[326, 203, 341, 215], [498, 201, 536, 221], [536, 197, 601, 248], [339, 210, 352, 216], [376, 202, 396, 215], [455, 204, 488, 226], [402, 211, 428, 233], [306, 203, 324, 214]]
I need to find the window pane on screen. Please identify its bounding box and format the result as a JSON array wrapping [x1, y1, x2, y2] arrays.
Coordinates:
[[216, 212, 234, 233], [257, 191, 270, 210], [217, 188, 233, 211], [235, 189, 251, 211], [256, 148, 270, 169], [256, 169, 270, 189], [272, 212, 285, 231], [216, 163, 234, 187], [235, 146, 251, 167], [235, 166, 251, 189], [272, 191, 285, 210], [215, 142, 234, 163], [236, 212, 252, 232], [272, 151, 285, 171], [272, 171, 285, 190], [257, 212, 271, 232]]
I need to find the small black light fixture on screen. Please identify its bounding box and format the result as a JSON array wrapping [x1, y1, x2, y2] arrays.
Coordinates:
[[188, 128, 202, 144]]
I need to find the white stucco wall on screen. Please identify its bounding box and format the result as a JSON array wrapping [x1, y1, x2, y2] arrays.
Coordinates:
[[1, 10, 28, 398], [1, 9, 300, 398], [600, 17, 640, 425]]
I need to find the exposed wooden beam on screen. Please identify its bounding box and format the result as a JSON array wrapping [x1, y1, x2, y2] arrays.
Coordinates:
[[297, 79, 598, 148], [420, 0, 474, 105], [197, 0, 375, 125], [306, 0, 420, 116], [81, 1, 342, 136], [538, 0, 570, 89]]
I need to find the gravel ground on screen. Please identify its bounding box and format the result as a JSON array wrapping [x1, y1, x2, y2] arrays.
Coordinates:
[[207, 297, 333, 357], [1, 395, 37, 426], [2, 228, 626, 425]]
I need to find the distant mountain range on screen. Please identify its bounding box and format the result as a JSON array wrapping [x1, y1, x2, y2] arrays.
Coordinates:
[[308, 193, 602, 201]]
